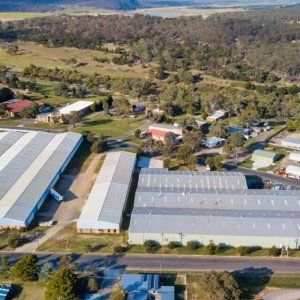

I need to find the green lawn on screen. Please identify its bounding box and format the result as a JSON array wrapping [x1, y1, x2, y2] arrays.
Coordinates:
[[73, 115, 147, 138]]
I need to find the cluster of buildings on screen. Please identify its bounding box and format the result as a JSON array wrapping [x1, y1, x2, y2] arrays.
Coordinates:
[[76, 151, 300, 249], [0, 129, 82, 228]]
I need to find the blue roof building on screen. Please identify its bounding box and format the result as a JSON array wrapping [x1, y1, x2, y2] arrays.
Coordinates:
[[0, 285, 11, 300], [121, 274, 174, 300]]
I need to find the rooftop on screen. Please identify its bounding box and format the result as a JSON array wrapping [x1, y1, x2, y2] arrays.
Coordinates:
[[58, 100, 94, 115], [77, 151, 136, 230], [282, 137, 300, 145], [253, 149, 279, 159]]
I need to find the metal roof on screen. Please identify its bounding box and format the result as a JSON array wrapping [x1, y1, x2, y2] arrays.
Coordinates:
[[77, 151, 136, 230], [138, 169, 248, 190], [0, 130, 82, 226], [129, 169, 300, 239], [58, 100, 93, 115], [282, 137, 300, 145], [252, 150, 279, 159]]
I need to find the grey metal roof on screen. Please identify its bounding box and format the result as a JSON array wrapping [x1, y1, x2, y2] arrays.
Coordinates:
[[77, 151, 136, 230], [130, 207, 300, 238], [129, 169, 300, 239], [0, 131, 24, 156], [282, 137, 300, 145], [138, 169, 248, 190], [0, 130, 82, 225]]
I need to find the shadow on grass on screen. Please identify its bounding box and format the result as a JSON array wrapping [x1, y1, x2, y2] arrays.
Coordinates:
[[8, 284, 23, 300]]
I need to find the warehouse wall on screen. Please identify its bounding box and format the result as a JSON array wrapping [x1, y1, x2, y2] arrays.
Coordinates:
[[128, 232, 300, 249]]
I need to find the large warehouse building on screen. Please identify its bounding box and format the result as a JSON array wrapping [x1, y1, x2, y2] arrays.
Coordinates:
[[77, 151, 136, 233], [129, 169, 300, 249], [0, 129, 82, 229]]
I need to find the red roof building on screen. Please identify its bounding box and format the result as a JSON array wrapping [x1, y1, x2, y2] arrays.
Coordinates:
[[148, 129, 168, 140], [5, 100, 34, 116]]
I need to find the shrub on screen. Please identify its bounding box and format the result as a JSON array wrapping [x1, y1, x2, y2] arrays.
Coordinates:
[[237, 246, 251, 256], [205, 243, 217, 255], [269, 246, 281, 257], [88, 278, 99, 293], [113, 245, 124, 253], [187, 240, 200, 251], [167, 241, 181, 249], [12, 254, 39, 281], [143, 240, 160, 253], [8, 234, 23, 249]]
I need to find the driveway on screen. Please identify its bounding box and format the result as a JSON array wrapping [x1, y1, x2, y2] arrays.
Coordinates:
[[262, 289, 300, 300]]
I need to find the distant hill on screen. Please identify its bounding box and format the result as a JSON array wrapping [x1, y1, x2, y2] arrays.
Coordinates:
[[0, 0, 300, 11]]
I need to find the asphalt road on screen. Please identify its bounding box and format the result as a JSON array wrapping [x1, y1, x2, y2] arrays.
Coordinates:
[[2, 253, 300, 274]]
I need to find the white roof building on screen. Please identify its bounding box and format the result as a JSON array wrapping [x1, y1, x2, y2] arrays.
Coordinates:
[[58, 100, 94, 115], [286, 164, 300, 178], [0, 130, 82, 228], [290, 152, 300, 162], [281, 137, 300, 150], [77, 151, 136, 233]]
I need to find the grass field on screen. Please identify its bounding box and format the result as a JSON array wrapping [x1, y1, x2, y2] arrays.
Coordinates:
[[73, 115, 147, 138], [0, 42, 148, 79]]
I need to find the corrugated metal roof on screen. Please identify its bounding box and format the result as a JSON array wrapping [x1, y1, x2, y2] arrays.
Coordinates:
[[129, 169, 300, 239], [0, 131, 24, 156], [0, 130, 82, 225], [138, 169, 248, 190], [77, 151, 136, 230], [282, 137, 300, 145], [58, 100, 93, 115], [253, 150, 278, 159]]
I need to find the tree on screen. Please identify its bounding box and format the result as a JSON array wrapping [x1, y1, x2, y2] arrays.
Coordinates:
[[86, 131, 96, 144], [65, 111, 81, 128], [163, 132, 177, 157], [0, 87, 14, 102], [45, 268, 79, 300], [269, 246, 280, 257], [91, 136, 107, 153], [20, 103, 40, 118], [223, 132, 245, 165], [110, 283, 126, 300], [237, 246, 251, 256], [187, 241, 200, 251], [205, 243, 218, 255], [143, 240, 160, 253], [210, 120, 229, 139], [134, 129, 141, 138], [39, 262, 53, 283], [0, 257, 10, 279], [57, 254, 77, 271], [12, 254, 39, 281], [88, 278, 99, 293], [183, 130, 203, 152], [195, 271, 241, 300], [176, 144, 193, 164], [205, 155, 223, 171], [8, 233, 23, 249]]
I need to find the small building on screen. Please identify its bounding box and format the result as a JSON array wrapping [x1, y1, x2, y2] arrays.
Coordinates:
[[5, 99, 42, 117], [207, 109, 228, 122], [195, 120, 210, 132], [252, 150, 280, 165], [290, 152, 300, 162], [229, 126, 251, 136], [203, 137, 225, 148], [148, 123, 183, 142], [131, 103, 146, 113], [36, 100, 93, 123], [281, 137, 300, 150], [121, 273, 174, 300], [77, 151, 136, 234], [286, 164, 300, 179]]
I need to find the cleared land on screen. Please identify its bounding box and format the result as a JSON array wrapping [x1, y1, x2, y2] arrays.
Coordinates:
[[0, 42, 148, 78]]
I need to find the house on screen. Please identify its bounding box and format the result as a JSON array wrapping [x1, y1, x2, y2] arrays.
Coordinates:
[[202, 137, 225, 148], [229, 126, 251, 136], [121, 273, 174, 300], [281, 137, 300, 150], [36, 100, 94, 123], [148, 123, 183, 142], [286, 164, 300, 179], [4, 99, 42, 117], [207, 109, 228, 122], [195, 120, 210, 132], [290, 152, 300, 162], [252, 150, 280, 165]]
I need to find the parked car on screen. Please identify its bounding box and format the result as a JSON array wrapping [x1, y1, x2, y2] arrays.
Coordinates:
[[251, 121, 260, 126]]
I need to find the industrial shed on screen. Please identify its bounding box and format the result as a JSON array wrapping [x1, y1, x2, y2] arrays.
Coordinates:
[[0, 130, 82, 229], [290, 152, 300, 162], [129, 169, 300, 249], [77, 151, 136, 233], [286, 164, 300, 179], [281, 137, 300, 150], [252, 150, 280, 165]]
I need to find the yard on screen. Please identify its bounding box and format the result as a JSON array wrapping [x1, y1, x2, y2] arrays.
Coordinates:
[[73, 114, 148, 139]]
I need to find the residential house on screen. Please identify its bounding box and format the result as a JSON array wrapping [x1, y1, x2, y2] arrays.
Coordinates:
[[207, 109, 228, 122], [148, 123, 183, 142]]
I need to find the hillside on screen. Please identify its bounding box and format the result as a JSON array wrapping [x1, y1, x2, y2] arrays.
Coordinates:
[[1, 0, 300, 12]]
